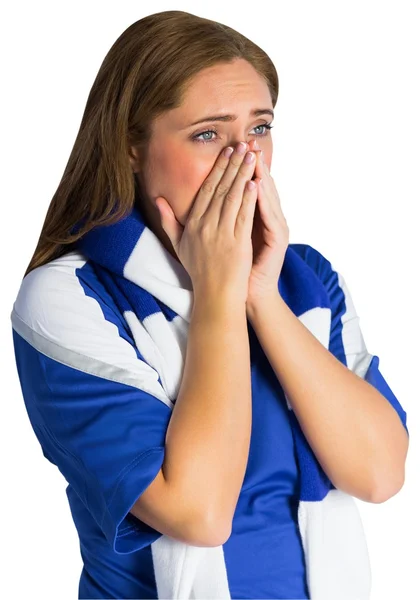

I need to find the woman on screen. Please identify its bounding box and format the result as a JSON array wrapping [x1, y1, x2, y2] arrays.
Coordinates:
[[10, 10, 409, 600]]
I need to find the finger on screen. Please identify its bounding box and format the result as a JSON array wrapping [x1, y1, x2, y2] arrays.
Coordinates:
[[254, 149, 264, 179], [235, 178, 258, 240], [208, 142, 251, 219], [188, 145, 236, 222], [246, 140, 263, 180], [218, 150, 258, 232], [155, 196, 184, 254]]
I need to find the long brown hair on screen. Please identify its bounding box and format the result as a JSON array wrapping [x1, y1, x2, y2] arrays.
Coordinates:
[[24, 10, 279, 278]]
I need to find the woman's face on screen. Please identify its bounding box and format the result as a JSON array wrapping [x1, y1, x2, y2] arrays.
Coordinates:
[[129, 58, 274, 262]]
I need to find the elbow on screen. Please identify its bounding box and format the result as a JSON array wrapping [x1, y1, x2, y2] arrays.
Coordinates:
[[188, 502, 232, 547], [369, 474, 405, 504], [191, 511, 232, 547], [368, 439, 408, 504]]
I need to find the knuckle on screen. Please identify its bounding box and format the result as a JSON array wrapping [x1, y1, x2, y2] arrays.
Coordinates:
[[237, 210, 247, 225], [201, 179, 215, 194], [215, 183, 231, 197], [229, 156, 242, 169], [224, 190, 236, 204], [213, 162, 226, 175], [199, 221, 213, 240], [185, 216, 198, 231]]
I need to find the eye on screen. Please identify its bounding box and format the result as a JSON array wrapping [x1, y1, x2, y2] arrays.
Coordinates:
[[192, 122, 274, 144]]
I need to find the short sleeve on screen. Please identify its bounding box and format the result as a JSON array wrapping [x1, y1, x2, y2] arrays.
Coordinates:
[[293, 243, 409, 436], [10, 259, 174, 554]]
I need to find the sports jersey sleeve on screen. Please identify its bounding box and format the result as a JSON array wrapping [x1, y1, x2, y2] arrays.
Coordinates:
[[293, 243, 409, 436], [10, 262, 174, 554]]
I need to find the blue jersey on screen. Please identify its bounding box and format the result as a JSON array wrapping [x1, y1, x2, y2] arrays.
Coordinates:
[[10, 240, 408, 599]]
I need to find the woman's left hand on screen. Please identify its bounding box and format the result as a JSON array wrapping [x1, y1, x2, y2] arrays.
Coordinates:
[[246, 139, 290, 310]]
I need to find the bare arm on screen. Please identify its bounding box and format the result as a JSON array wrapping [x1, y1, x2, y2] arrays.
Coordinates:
[[164, 292, 251, 544], [131, 291, 251, 547]]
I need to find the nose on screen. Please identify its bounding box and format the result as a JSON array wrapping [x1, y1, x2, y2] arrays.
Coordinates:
[[246, 138, 263, 160]]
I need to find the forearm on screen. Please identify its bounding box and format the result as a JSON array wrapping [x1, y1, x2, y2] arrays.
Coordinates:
[[162, 293, 252, 539], [247, 293, 408, 503]]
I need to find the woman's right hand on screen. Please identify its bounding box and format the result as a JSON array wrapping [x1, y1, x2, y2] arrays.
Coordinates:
[[155, 142, 260, 305]]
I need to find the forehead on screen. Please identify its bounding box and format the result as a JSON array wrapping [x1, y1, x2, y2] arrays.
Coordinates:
[[184, 60, 271, 101], [157, 60, 273, 130]]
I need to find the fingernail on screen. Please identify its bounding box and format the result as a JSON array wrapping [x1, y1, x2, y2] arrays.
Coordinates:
[[237, 142, 247, 154]]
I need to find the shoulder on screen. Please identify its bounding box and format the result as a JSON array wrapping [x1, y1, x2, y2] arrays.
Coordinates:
[[11, 249, 122, 353], [289, 242, 347, 299], [289, 243, 336, 283], [10, 250, 169, 404], [13, 249, 93, 329]]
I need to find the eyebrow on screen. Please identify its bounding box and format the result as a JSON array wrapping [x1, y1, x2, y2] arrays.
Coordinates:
[[185, 108, 274, 128]]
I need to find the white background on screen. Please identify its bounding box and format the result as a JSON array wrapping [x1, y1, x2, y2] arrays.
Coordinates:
[[2, 1, 419, 598]]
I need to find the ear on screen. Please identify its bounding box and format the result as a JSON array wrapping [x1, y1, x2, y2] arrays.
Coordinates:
[[128, 145, 142, 173]]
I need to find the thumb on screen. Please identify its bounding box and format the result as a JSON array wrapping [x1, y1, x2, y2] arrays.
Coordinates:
[[155, 196, 184, 251]]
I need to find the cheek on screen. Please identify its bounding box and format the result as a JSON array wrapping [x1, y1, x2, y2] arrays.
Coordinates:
[[177, 159, 213, 225], [154, 149, 215, 224], [263, 151, 273, 172]]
